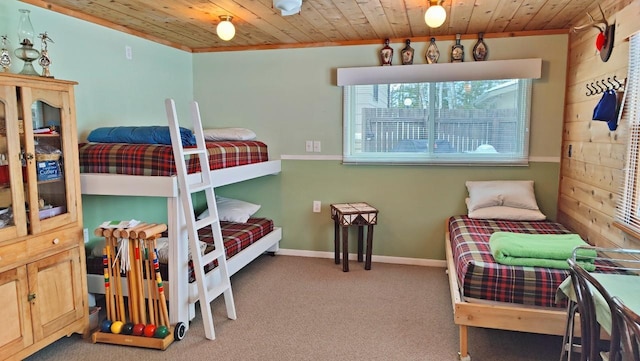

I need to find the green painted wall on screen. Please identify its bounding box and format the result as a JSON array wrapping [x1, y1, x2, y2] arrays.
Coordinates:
[[1, 1, 193, 243], [192, 35, 568, 260], [2, 1, 567, 260]]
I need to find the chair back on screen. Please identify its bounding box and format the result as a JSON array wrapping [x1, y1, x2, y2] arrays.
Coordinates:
[[612, 297, 640, 361], [568, 258, 601, 360], [565, 246, 640, 361]]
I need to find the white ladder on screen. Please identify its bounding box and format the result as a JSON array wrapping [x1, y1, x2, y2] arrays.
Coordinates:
[[164, 98, 236, 340]]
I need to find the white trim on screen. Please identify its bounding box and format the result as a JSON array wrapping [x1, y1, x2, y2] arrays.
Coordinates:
[[529, 156, 561, 163], [280, 154, 343, 160], [276, 248, 447, 268], [280, 155, 559, 163], [337, 58, 542, 86]]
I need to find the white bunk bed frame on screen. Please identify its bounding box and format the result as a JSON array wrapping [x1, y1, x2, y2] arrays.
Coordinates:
[[81, 159, 282, 329]]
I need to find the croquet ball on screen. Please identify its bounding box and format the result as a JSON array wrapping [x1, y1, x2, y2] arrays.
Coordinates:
[[100, 319, 112, 333], [121, 322, 134, 335], [132, 323, 145, 336], [110, 321, 124, 334], [154, 325, 169, 338], [143, 324, 156, 337]]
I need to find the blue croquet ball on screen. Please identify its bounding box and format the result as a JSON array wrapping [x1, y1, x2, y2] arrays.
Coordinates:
[[100, 319, 112, 333]]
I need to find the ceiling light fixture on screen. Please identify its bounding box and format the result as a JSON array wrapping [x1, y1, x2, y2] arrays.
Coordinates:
[[216, 15, 235, 41], [425, 0, 446, 28], [274, 0, 302, 16]]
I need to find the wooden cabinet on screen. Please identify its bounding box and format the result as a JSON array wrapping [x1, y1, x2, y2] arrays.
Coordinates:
[[0, 73, 87, 361]]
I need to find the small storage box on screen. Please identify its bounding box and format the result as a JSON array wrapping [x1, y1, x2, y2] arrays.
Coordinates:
[[39, 206, 66, 219], [89, 306, 101, 331], [37, 160, 62, 181]]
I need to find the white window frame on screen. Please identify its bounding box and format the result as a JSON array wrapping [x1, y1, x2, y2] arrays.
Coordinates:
[[337, 59, 541, 166]]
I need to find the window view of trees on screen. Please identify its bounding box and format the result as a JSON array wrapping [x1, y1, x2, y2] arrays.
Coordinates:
[[387, 80, 507, 110], [343, 79, 532, 165]]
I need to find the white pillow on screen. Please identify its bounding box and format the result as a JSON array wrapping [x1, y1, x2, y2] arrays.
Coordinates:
[[155, 237, 207, 263], [465, 180, 540, 212], [202, 128, 256, 141], [466, 199, 546, 221], [197, 196, 261, 223]]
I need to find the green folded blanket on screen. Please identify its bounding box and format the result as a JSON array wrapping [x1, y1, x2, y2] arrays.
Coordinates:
[[489, 232, 597, 270]]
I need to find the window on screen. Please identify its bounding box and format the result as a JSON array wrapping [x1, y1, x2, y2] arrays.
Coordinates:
[[342, 78, 532, 165], [616, 33, 640, 237]]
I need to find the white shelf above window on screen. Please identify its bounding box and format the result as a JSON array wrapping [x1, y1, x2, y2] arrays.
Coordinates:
[[336, 58, 542, 86]]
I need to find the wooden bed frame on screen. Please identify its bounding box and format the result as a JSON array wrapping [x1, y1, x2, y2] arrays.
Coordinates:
[[82, 159, 282, 329], [445, 220, 571, 360]]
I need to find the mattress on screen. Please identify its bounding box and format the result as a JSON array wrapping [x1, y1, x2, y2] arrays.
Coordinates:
[[78, 140, 269, 176], [86, 217, 274, 282], [449, 216, 597, 308]]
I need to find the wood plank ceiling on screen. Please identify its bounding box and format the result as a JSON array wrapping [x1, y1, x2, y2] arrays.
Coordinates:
[[20, 0, 613, 53]]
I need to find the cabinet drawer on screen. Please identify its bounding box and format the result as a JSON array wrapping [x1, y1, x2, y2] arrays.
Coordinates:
[[27, 228, 79, 258], [0, 241, 28, 270]]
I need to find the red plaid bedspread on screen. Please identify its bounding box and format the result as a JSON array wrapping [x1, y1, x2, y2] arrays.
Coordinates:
[[78, 141, 268, 176], [86, 218, 274, 282], [449, 216, 575, 308], [192, 217, 274, 282]]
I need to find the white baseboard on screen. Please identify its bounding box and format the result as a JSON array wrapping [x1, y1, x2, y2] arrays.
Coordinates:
[[275, 248, 446, 268]]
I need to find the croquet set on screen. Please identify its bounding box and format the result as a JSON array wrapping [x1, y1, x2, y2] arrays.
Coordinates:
[[91, 221, 186, 350]]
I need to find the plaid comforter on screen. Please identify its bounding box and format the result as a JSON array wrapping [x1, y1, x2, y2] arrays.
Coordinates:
[[78, 141, 269, 176], [448, 216, 574, 308], [86, 217, 274, 283]]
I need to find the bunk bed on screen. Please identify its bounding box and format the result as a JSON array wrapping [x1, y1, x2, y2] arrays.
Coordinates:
[[79, 136, 282, 328]]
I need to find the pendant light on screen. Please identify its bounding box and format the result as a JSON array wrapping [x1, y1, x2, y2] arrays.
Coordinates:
[[216, 15, 235, 41], [425, 0, 446, 28]]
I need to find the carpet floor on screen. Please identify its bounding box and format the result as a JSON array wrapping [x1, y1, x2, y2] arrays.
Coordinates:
[[25, 254, 564, 360]]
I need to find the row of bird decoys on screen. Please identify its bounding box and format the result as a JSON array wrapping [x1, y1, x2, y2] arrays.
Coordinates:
[[585, 75, 626, 96]]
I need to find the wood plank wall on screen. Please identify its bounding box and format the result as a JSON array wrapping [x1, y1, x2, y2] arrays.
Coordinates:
[[558, 0, 640, 250]]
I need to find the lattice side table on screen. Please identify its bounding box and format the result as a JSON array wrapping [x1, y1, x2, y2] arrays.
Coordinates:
[[330, 202, 378, 272]]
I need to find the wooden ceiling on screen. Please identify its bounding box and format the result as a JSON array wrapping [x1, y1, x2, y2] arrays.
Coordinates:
[[20, 0, 623, 53]]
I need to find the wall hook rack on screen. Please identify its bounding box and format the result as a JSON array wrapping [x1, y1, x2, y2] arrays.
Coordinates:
[[585, 75, 626, 96]]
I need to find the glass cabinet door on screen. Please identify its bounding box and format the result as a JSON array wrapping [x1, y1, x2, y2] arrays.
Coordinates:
[[21, 87, 75, 235], [0, 85, 27, 240], [0, 94, 14, 229]]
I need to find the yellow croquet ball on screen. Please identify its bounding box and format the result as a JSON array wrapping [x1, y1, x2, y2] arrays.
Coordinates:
[[110, 321, 124, 334]]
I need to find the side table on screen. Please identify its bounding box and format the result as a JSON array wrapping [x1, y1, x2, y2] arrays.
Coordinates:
[[330, 202, 378, 272]]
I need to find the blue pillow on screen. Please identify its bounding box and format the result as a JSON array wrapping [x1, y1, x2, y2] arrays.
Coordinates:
[[87, 126, 196, 146]]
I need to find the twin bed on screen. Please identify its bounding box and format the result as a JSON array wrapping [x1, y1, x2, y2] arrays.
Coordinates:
[[79, 137, 282, 329], [446, 216, 575, 360], [445, 180, 618, 360]]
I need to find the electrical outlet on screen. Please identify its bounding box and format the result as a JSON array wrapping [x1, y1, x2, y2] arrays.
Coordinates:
[[313, 140, 321, 152], [313, 200, 321, 213], [83, 228, 89, 243], [305, 140, 313, 152], [125, 45, 133, 60]]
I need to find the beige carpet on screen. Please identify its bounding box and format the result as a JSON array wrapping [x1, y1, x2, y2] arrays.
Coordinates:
[[25, 255, 563, 360]]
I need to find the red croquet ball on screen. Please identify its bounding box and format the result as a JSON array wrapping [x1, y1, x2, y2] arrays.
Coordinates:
[[132, 323, 145, 336], [143, 324, 157, 337]]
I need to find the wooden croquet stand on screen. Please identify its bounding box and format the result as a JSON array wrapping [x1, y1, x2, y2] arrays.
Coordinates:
[[91, 222, 185, 350]]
